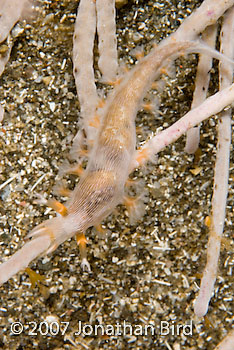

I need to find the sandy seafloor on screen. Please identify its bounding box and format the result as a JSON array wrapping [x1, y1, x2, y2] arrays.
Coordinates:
[[0, 0, 233, 349]]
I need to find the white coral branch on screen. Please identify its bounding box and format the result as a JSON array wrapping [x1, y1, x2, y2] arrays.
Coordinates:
[[184, 24, 217, 153], [214, 329, 234, 350], [96, 0, 118, 82], [194, 6, 234, 318], [134, 82, 234, 167], [73, 0, 98, 142]]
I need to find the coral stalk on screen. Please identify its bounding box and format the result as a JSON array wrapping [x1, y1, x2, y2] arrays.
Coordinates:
[[135, 82, 234, 167], [96, 0, 118, 82], [214, 329, 234, 350], [73, 0, 98, 142], [184, 24, 217, 153], [194, 6, 234, 317], [0, 0, 34, 43]]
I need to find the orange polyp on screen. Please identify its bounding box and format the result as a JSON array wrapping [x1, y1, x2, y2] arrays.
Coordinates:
[[108, 77, 122, 86], [74, 164, 84, 176], [151, 82, 158, 89], [204, 316, 214, 329], [76, 232, 88, 260], [68, 163, 84, 176], [135, 125, 142, 134], [55, 185, 71, 197], [78, 147, 89, 157], [135, 51, 145, 60], [25, 267, 45, 288], [123, 193, 145, 223], [94, 224, 106, 234], [89, 114, 100, 128], [123, 195, 136, 208], [160, 66, 168, 75], [142, 102, 154, 112], [76, 233, 87, 245], [122, 66, 129, 74], [125, 178, 137, 186], [47, 199, 68, 216], [76, 233, 88, 245], [97, 98, 105, 109], [136, 148, 149, 165], [204, 216, 211, 227]]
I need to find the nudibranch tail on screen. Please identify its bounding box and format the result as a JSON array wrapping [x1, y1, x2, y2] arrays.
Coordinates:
[[0, 215, 82, 285], [0, 235, 51, 286]]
